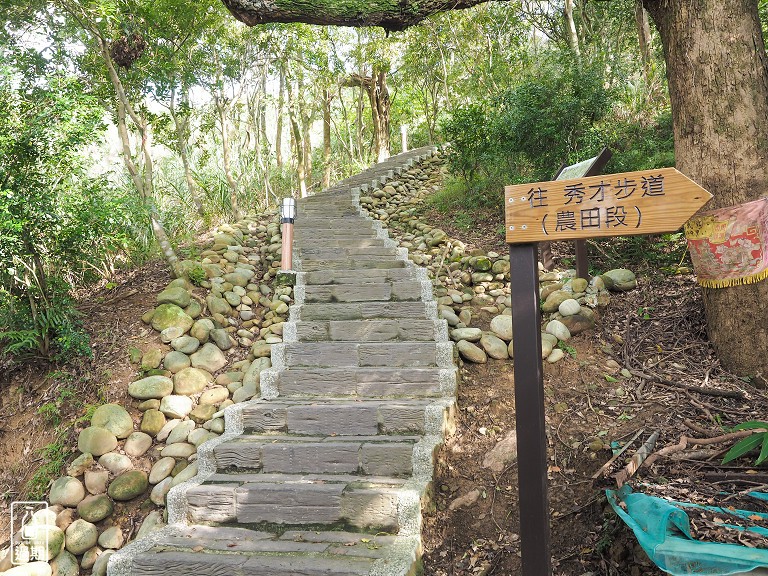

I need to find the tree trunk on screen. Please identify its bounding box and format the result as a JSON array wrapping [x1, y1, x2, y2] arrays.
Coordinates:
[[564, 0, 580, 56], [345, 70, 391, 163], [634, 0, 652, 85], [221, 0, 488, 31], [323, 88, 332, 189], [99, 38, 179, 276], [286, 77, 307, 198], [171, 85, 205, 217], [644, 0, 768, 376], [276, 66, 285, 168]]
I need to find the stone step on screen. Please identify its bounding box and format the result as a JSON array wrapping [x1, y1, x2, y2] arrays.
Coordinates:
[[240, 399, 441, 436], [295, 319, 439, 342], [130, 526, 400, 576], [302, 281, 424, 303], [297, 238, 385, 250], [300, 259, 406, 271], [186, 473, 408, 531], [304, 268, 419, 284], [283, 342, 441, 368], [294, 228, 377, 238], [213, 434, 418, 476], [272, 367, 452, 398], [298, 247, 397, 259], [297, 301, 432, 321]]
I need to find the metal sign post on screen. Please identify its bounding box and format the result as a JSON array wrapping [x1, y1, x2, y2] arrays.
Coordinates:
[[506, 167, 711, 576]]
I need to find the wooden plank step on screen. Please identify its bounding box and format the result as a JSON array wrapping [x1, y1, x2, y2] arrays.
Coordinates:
[[302, 281, 424, 303], [304, 268, 418, 284], [297, 301, 431, 321], [294, 319, 438, 342], [299, 259, 406, 271]]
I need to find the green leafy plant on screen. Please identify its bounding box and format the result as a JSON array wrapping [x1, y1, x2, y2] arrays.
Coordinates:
[[722, 421, 768, 465], [557, 340, 577, 358], [187, 264, 206, 286], [26, 440, 68, 500], [37, 402, 61, 426]]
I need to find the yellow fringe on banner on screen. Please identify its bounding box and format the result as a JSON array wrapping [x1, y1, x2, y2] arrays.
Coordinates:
[[697, 268, 768, 288]]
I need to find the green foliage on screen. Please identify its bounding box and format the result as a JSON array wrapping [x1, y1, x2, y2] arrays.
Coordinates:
[[26, 439, 69, 500], [722, 422, 768, 466], [603, 110, 675, 173], [557, 340, 577, 358], [442, 52, 612, 205], [0, 46, 149, 362], [187, 264, 207, 286]]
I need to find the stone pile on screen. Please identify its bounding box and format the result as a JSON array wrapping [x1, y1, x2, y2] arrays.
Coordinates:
[[359, 151, 638, 365], [1, 211, 293, 576]]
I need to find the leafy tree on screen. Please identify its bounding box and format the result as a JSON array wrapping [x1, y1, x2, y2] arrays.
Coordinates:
[[0, 51, 136, 360]]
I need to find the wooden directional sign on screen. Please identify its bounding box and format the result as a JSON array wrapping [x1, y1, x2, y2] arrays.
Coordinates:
[[505, 167, 713, 244]]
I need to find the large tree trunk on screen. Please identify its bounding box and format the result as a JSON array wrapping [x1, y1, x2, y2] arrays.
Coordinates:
[[221, 0, 486, 31], [644, 0, 768, 376]]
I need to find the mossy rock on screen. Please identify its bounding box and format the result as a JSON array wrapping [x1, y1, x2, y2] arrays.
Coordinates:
[[107, 470, 149, 501], [150, 304, 194, 334]]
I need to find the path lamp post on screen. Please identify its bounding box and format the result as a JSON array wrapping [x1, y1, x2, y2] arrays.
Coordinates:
[[281, 197, 296, 272]]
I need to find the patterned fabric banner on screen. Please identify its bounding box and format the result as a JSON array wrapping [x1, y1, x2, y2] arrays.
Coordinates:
[[685, 197, 768, 288]]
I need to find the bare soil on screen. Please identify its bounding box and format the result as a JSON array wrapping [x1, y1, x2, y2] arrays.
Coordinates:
[[419, 213, 768, 576]]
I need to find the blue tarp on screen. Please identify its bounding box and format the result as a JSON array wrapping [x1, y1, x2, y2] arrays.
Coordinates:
[[606, 485, 768, 575]]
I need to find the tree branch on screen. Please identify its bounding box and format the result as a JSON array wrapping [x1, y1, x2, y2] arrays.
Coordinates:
[[220, 0, 493, 31]]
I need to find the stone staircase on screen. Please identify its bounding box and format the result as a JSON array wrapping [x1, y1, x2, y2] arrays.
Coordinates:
[[109, 147, 457, 576]]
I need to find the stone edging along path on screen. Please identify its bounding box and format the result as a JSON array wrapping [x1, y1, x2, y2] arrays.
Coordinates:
[[104, 146, 457, 576]]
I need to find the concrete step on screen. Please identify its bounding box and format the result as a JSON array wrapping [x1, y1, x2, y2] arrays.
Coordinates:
[[283, 342, 441, 368], [299, 259, 406, 271], [302, 281, 424, 303], [298, 302, 431, 321], [295, 319, 439, 342], [130, 526, 399, 575], [213, 434, 418, 476], [272, 367, 452, 398], [186, 473, 408, 531], [304, 268, 419, 284], [240, 399, 441, 436]]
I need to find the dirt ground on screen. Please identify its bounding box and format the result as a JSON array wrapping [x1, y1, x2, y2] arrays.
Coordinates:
[[418, 215, 768, 575]]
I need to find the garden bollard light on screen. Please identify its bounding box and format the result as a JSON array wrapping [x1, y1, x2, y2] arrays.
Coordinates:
[[281, 197, 296, 272]]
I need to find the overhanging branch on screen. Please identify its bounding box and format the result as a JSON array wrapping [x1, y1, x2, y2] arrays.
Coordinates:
[[221, 0, 495, 31]]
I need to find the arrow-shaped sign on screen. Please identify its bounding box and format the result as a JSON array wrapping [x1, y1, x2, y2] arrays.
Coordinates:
[[505, 167, 713, 244]]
